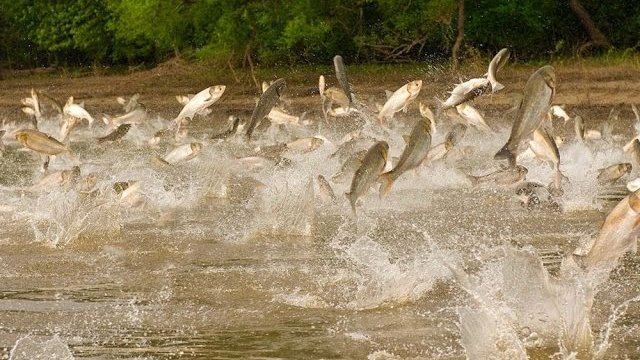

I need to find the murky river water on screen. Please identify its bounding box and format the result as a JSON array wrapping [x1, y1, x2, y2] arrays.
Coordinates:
[[0, 85, 639, 359]]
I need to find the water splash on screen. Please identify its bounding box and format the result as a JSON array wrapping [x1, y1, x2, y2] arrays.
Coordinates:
[[9, 335, 74, 360]]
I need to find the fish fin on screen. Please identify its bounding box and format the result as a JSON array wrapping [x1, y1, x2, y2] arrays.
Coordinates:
[[465, 174, 479, 188], [379, 172, 395, 198], [385, 90, 393, 100], [491, 81, 505, 92], [152, 156, 171, 167], [494, 145, 515, 165], [402, 135, 410, 144]]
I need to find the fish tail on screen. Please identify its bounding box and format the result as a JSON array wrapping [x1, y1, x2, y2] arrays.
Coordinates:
[[379, 172, 396, 198], [152, 156, 171, 167], [345, 192, 356, 215], [494, 145, 515, 166], [465, 174, 480, 188]]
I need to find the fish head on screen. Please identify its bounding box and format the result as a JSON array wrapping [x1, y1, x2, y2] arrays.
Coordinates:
[[538, 66, 556, 92], [15, 130, 29, 145], [378, 141, 390, 162], [210, 85, 226, 97], [407, 80, 423, 95], [270, 78, 287, 97], [495, 48, 511, 71], [190, 142, 203, 153], [516, 165, 529, 178], [65, 96, 74, 109], [310, 137, 325, 149]]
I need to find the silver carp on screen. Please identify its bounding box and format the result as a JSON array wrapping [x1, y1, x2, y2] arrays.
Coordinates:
[[345, 141, 389, 214], [333, 55, 353, 104], [486, 48, 510, 92], [494, 65, 556, 165], [246, 78, 286, 140], [379, 119, 432, 196]]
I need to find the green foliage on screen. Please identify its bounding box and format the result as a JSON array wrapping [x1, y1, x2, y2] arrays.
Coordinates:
[[0, 0, 638, 70]]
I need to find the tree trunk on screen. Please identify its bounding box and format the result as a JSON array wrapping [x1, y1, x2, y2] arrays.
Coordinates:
[[567, 0, 611, 49], [451, 0, 465, 70]]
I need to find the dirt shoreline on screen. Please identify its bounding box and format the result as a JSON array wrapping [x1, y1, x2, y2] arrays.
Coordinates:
[[1, 60, 639, 128]]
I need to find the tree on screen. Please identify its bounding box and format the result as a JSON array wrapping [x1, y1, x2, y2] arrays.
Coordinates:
[[451, 0, 464, 70], [568, 0, 611, 52]]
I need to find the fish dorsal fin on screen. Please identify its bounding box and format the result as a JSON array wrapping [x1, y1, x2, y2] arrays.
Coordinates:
[[261, 81, 269, 93], [65, 97, 74, 107], [175, 95, 190, 105], [402, 135, 410, 144], [385, 90, 394, 100], [78, 101, 85, 108]]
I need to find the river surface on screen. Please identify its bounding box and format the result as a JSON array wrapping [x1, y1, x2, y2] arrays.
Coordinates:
[[0, 66, 639, 359]]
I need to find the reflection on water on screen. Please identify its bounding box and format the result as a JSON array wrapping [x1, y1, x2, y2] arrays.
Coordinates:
[[0, 100, 638, 359]]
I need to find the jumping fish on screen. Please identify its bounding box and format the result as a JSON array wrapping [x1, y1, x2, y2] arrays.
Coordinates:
[[468, 165, 528, 187], [211, 116, 240, 140], [97, 123, 131, 143], [287, 136, 325, 153], [102, 106, 147, 128], [378, 80, 422, 125], [441, 78, 490, 110], [419, 102, 437, 134], [485, 48, 510, 92], [528, 127, 568, 194], [174, 86, 225, 124], [574, 188, 640, 271], [246, 78, 286, 140], [597, 163, 632, 185], [494, 65, 556, 165], [455, 103, 492, 133], [317, 175, 337, 203], [159, 142, 203, 165], [63, 96, 95, 127], [268, 107, 300, 126], [345, 141, 389, 214], [379, 119, 432, 196], [28, 166, 80, 192], [173, 85, 226, 137], [333, 55, 353, 104], [515, 181, 561, 211], [15, 129, 70, 156]]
